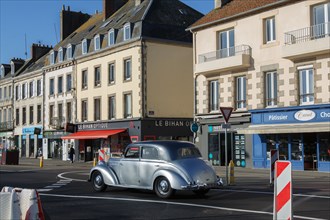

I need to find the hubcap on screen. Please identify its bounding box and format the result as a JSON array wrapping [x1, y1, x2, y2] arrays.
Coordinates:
[[159, 180, 169, 192], [95, 175, 102, 186]]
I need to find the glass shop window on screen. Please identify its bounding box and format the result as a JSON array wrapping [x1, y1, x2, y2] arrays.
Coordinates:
[[278, 134, 289, 160], [319, 133, 330, 162], [266, 134, 277, 160], [291, 134, 302, 161]]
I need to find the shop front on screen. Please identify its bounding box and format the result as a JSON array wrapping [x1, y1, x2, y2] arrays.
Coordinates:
[[194, 113, 252, 168], [61, 118, 193, 162], [43, 130, 69, 160], [22, 127, 42, 158], [239, 104, 330, 172]]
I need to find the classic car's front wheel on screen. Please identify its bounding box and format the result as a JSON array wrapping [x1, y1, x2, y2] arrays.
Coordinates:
[[154, 177, 175, 199], [92, 171, 107, 192]]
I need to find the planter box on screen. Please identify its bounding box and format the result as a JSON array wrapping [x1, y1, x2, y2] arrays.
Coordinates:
[[1, 151, 19, 165]]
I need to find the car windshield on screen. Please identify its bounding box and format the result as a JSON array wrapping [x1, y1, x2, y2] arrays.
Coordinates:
[[177, 147, 201, 159]]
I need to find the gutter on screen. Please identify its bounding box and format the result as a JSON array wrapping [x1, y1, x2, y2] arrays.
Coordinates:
[[186, 0, 292, 32]]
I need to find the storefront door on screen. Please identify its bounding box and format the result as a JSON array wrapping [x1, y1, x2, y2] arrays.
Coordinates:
[[303, 133, 317, 170]]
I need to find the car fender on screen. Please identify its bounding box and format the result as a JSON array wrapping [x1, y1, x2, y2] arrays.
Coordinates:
[[152, 169, 189, 190], [89, 163, 119, 186]]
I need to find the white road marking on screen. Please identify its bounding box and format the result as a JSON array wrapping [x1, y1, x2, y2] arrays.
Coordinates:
[[57, 171, 88, 182], [38, 193, 326, 220]]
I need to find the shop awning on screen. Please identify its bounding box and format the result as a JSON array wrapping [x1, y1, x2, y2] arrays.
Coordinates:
[[61, 129, 126, 140], [237, 122, 330, 134]]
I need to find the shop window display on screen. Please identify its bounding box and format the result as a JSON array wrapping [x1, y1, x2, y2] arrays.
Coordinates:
[[291, 134, 302, 161], [278, 135, 288, 160], [266, 134, 276, 160], [319, 133, 330, 162]]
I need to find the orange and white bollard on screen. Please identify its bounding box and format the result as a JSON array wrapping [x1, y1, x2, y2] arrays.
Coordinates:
[[39, 156, 43, 168]]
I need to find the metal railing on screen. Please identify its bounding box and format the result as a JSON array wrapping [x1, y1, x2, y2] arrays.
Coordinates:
[[198, 44, 251, 64], [284, 22, 330, 45], [0, 121, 14, 131]]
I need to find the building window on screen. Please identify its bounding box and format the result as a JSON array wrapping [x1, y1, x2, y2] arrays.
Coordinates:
[[3, 109, 6, 122], [49, 78, 54, 95], [15, 108, 19, 126], [81, 100, 88, 121], [108, 29, 115, 46], [49, 105, 54, 126], [66, 102, 72, 123], [50, 51, 55, 65], [108, 96, 115, 119], [3, 87, 6, 100], [82, 70, 88, 89], [29, 106, 34, 124], [219, 28, 235, 58], [37, 80, 42, 96], [58, 103, 63, 122], [15, 85, 19, 100], [124, 93, 132, 118], [82, 39, 88, 54], [0, 88, 2, 100], [299, 68, 314, 104], [124, 59, 131, 81], [94, 35, 101, 51], [9, 85, 12, 98], [8, 108, 11, 123], [22, 107, 26, 125], [94, 66, 101, 87], [209, 80, 219, 112], [29, 81, 34, 98], [22, 83, 27, 99], [58, 48, 63, 62], [66, 74, 72, 92], [265, 71, 277, 107], [108, 63, 115, 84], [94, 98, 101, 121], [37, 105, 41, 123], [58, 76, 63, 94], [236, 76, 246, 109], [67, 44, 73, 60], [313, 3, 330, 37], [124, 23, 131, 41], [264, 17, 276, 43]]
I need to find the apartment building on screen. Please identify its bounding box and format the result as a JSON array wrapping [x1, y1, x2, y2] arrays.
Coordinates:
[[188, 0, 330, 171], [0, 63, 14, 152], [12, 44, 51, 158], [45, 0, 203, 161]]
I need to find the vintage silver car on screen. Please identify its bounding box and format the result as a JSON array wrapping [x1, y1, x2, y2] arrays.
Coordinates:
[[88, 141, 222, 198]]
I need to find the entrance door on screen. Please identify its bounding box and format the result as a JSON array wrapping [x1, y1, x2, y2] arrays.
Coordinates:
[[220, 133, 232, 166], [303, 133, 317, 170]]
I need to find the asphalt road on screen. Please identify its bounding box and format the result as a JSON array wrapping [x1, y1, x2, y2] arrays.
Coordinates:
[[0, 159, 329, 220]]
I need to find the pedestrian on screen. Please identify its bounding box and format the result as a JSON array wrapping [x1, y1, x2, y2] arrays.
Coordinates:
[[69, 146, 75, 163]]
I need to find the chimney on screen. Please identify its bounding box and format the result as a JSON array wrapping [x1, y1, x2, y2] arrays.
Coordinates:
[[60, 7, 91, 41], [214, 0, 231, 9], [31, 44, 52, 61], [103, 0, 128, 20]]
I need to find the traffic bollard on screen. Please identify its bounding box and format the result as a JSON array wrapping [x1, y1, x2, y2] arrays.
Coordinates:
[[39, 156, 43, 168], [93, 157, 97, 167], [228, 160, 235, 185]]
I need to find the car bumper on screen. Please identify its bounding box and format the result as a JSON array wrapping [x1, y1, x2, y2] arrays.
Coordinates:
[[181, 178, 223, 190]]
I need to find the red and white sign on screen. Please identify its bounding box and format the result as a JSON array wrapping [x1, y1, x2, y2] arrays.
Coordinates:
[[270, 149, 279, 185], [220, 107, 233, 124], [98, 149, 105, 162], [273, 161, 292, 220]]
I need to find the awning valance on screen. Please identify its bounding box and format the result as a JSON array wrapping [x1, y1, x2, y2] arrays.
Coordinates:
[[61, 129, 126, 140], [237, 122, 330, 134]]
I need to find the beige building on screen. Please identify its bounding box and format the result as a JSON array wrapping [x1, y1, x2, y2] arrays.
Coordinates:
[[188, 0, 330, 171], [45, 0, 203, 161]]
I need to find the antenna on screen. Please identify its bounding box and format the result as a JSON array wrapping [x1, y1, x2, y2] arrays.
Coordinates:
[[24, 33, 27, 59], [54, 23, 59, 44]]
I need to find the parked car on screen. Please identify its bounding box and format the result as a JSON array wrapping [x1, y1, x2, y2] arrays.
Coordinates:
[[88, 140, 223, 198]]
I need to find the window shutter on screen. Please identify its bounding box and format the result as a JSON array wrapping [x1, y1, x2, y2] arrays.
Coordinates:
[[19, 84, 22, 100], [33, 80, 36, 97]]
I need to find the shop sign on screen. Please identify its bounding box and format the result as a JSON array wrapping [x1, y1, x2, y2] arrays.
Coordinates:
[[155, 120, 191, 127], [294, 110, 316, 121], [22, 127, 42, 134]]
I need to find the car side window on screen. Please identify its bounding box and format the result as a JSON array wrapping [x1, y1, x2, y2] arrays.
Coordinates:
[[142, 147, 159, 160], [125, 147, 140, 158]]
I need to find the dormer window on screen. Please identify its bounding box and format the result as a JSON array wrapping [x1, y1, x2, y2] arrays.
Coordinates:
[[94, 35, 101, 51], [82, 39, 88, 55], [10, 61, 15, 75], [50, 51, 55, 65], [58, 48, 63, 62], [124, 23, 131, 41], [108, 29, 115, 46], [67, 44, 73, 60], [0, 65, 4, 78]]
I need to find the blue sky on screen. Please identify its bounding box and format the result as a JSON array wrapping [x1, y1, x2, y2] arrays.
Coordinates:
[[0, 0, 214, 64]]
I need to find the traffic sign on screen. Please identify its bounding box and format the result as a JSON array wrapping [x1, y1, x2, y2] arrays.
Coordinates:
[[220, 107, 233, 124], [190, 123, 199, 133]]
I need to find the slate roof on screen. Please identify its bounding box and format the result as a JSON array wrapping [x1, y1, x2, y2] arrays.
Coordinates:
[[188, 0, 298, 31]]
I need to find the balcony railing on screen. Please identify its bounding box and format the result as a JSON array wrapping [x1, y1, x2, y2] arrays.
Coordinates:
[[198, 45, 251, 64], [0, 121, 14, 131], [284, 22, 329, 45]]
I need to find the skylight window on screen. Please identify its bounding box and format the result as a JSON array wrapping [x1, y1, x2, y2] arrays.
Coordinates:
[[88, 25, 96, 32], [101, 20, 111, 28]]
